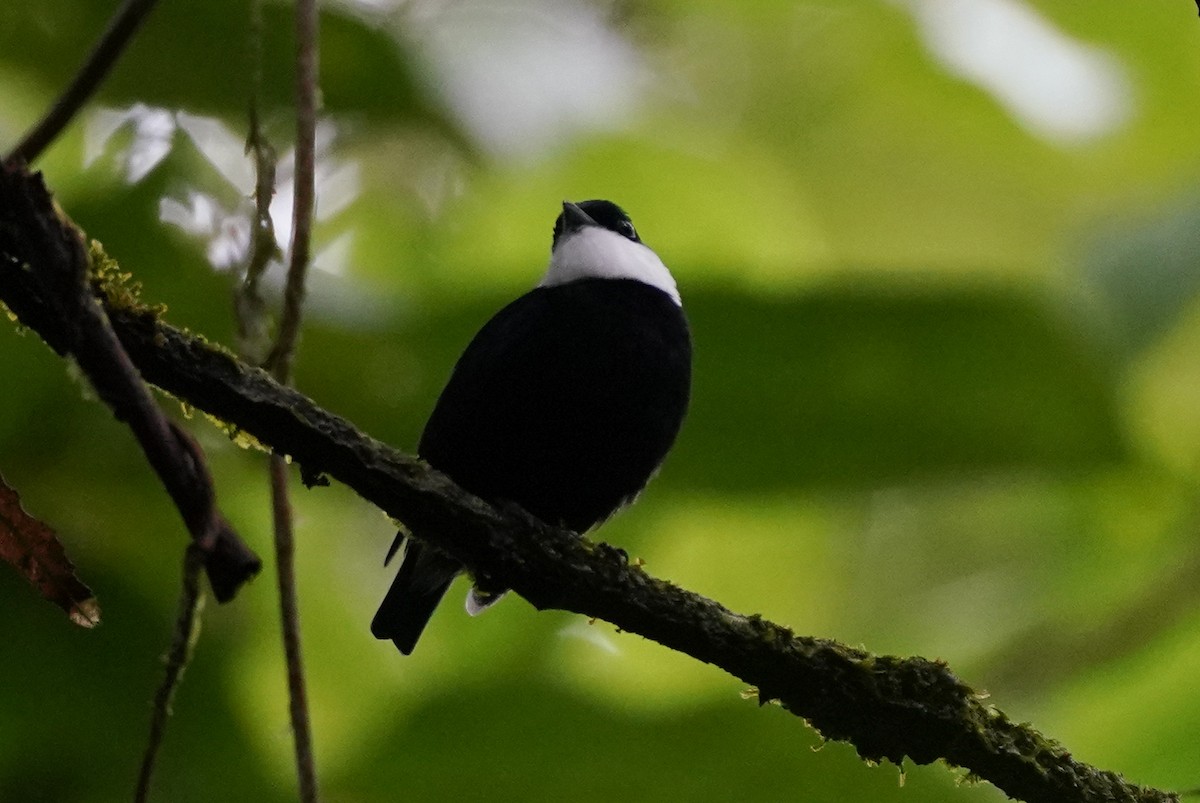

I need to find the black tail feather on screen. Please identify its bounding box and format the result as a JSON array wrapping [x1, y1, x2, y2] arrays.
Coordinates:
[[371, 538, 460, 655]]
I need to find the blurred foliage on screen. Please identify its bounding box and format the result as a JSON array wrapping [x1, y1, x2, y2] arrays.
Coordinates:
[[2, 0, 1200, 801]]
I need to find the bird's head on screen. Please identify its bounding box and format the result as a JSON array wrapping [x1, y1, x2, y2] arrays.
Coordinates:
[[541, 200, 680, 306]]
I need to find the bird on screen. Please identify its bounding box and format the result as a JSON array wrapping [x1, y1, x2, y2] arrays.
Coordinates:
[[371, 199, 692, 655]]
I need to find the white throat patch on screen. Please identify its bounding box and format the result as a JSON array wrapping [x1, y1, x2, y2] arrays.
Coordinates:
[[540, 227, 681, 306]]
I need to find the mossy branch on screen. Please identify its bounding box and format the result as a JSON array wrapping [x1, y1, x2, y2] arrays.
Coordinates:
[[0, 164, 260, 601], [0, 166, 1177, 803]]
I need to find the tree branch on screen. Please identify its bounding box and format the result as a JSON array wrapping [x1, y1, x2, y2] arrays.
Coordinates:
[[263, 0, 319, 380], [0, 166, 1177, 803], [135, 544, 206, 803], [259, 0, 321, 795], [0, 163, 260, 600], [4, 0, 161, 166]]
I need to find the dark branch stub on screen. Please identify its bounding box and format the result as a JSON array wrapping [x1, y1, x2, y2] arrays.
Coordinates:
[[0, 469, 99, 626]]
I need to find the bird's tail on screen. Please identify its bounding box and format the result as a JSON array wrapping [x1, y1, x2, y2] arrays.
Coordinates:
[[371, 536, 460, 655]]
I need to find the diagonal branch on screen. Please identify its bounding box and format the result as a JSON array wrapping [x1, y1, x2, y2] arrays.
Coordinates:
[[0, 167, 1178, 803], [4, 0, 161, 166], [0, 163, 260, 601]]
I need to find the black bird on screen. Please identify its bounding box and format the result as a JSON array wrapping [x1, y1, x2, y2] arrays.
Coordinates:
[[372, 200, 692, 654]]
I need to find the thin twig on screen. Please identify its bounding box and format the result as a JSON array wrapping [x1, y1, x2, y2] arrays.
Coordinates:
[[135, 545, 206, 803], [270, 454, 317, 800], [260, 0, 321, 798], [234, 0, 279, 364], [4, 0, 161, 166], [265, 0, 320, 379], [135, 1, 283, 786]]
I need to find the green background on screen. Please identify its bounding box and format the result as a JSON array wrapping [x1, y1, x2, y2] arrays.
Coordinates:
[[2, 1, 1199, 800]]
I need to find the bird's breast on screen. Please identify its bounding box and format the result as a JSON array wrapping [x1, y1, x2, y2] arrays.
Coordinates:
[[419, 277, 691, 533]]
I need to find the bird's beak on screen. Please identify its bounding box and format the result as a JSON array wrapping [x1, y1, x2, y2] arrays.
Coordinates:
[[561, 201, 596, 233]]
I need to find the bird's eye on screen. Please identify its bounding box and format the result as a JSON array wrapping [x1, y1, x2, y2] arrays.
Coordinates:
[[618, 220, 637, 240]]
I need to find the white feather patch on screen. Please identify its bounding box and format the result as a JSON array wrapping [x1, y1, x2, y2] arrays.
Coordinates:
[[465, 587, 507, 616], [541, 227, 681, 306]]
